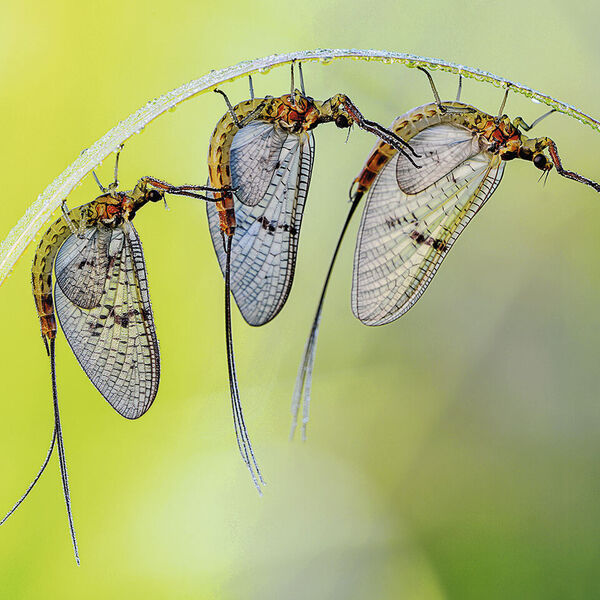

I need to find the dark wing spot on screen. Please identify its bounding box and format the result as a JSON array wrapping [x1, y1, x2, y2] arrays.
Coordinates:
[[428, 238, 447, 252], [409, 230, 427, 244], [114, 313, 130, 328]]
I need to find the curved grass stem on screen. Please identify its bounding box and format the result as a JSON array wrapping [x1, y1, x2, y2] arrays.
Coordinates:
[[1, 48, 598, 286]]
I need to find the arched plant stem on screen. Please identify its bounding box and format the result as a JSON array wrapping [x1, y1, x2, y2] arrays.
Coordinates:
[[1, 48, 598, 286]]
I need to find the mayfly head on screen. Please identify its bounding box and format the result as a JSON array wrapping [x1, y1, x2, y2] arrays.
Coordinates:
[[316, 94, 358, 129], [130, 177, 168, 210], [517, 137, 553, 173]]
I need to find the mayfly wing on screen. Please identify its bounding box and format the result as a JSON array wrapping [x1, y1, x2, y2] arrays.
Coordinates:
[[396, 123, 483, 194], [229, 120, 288, 206], [353, 143, 505, 326], [55, 221, 160, 419], [54, 226, 111, 309], [207, 122, 315, 326]]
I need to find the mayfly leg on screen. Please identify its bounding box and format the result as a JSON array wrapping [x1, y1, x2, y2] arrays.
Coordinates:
[[223, 235, 264, 492], [456, 74, 463, 102], [91, 145, 123, 194], [496, 86, 511, 120], [61, 200, 80, 235], [546, 140, 600, 192], [214, 89, 267, 130], [342, 97, 420, 166], [92, 171, 108, 193], [141, 177, 227, 201], [418, 67, 444, 111], [111, 145, 124, 191], [298, 62, 306, 95], [514, 109, 556, 132]]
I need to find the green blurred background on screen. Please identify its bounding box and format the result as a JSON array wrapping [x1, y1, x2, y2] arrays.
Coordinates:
[[1, 1, 599, 598]]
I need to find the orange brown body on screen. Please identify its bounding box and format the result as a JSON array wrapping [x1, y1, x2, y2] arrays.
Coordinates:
[[354, 101, 554, 200], [32, 179, 164, 346], [207, 91, 380, 236]]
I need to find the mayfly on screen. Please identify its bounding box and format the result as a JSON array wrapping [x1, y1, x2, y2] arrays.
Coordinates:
[[292, 69, 600, 438], [205, 63, 418, 488], [1, 150, 223, 564]]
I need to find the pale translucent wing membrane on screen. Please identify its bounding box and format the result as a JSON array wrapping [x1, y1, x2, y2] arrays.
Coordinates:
[[396, 124, 482, 194], [230, 121, 288, 207], [55, 223, 160, 419], [55, 226, 111, 309], [207, 131, 315, 326], [353, 152, 505, 326]]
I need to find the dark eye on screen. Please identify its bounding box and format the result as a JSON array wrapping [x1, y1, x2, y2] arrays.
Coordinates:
[[335, 115, 349, 129], [533, 154, 548, 170], [147, 190, 162, 202]]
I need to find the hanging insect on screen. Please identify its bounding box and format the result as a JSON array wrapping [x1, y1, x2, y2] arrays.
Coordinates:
[[1, 149, 223, 564], [292, 68, 600, 439], [205, 63, 419, 489]]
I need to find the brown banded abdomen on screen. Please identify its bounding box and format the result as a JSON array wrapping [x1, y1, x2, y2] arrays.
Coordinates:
[[32, 208, 85, 341]]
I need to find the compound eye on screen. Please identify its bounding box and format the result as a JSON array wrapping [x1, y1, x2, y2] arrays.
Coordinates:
[[335, 114, 349, 129], [533, 154, 548, 170], [147, 190, 162, 203]]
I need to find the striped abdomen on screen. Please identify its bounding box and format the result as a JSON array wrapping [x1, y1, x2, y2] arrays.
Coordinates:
[[353, 103, 450, 198], [207, 98, 266, 237], [32, 205, 89, 341]]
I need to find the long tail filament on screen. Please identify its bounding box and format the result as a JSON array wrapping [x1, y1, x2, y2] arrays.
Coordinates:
[[0, 337, 79, 564], [291, 192, 363, 440], [224, 235, 264, 493]]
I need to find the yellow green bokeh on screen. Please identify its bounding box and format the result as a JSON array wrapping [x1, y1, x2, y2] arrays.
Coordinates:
[[1, 1, 599, 598]]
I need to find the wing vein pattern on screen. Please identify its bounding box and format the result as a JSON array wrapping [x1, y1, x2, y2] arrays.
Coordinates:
[[353, 125, 505, 326], [55, 222, 160, 419], [207, 122, 315, 326]]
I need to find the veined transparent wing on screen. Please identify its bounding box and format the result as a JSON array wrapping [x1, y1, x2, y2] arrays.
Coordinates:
[[207, 127, 315, 326], [396, 123, 483, 194], [55, 222, 160, 419], [353, 148, 505, 326], [230, 120, 288, 207], [54, 226, 111, 309]]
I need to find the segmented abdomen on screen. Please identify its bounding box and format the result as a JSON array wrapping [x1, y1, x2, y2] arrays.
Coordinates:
[[32, 205, 89, 340], [353, 103, 462, 197], [207, 98, 265, 237]]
